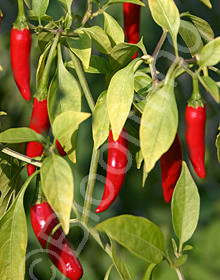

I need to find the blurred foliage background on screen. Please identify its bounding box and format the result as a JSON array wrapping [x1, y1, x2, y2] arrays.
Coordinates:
[[0, 0, 220, 279]]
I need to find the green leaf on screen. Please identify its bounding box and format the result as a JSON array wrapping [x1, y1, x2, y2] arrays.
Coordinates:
[[104, 12, 124, 47], [58, 0, 72, 12], [52, 111, 90, 163], [134, 71, 152, 96], [171, 162, 200, 250], [92, 91, 110, 150], [141, 263, 157, 280], [67, 55, 112, 74], [53, 111, 90, 139], [40, 154, 74, 235], [32, 0, 49, 20], [107, 59, 139, 140], [200, 0, 212, 8], [0, 172, 36, 280], [216, 126, 220, 163], [181, 13, 214, 42], [179, 20, 203, 56], [199, 37, 220, 67], [148, 0, 180, 43], [36, 44, 50, 88], [200, 76, 220, 103], [140, 80, 178, 173], [57, 46, 81, 114], [96, 215, 165, 264], [111, 240, 133, 280], [104, 0, 145, 8], [0, 153, 21, 219], [67, 32, 92, 69], [0, 128, 45, 143], [109, 42, 139, 71], [82, 26, 112, 55]]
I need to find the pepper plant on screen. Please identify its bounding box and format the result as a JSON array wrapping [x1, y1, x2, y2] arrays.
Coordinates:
[[0, 0, 220, 279]]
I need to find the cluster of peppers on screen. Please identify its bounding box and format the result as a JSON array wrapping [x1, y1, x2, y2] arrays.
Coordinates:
[[8, 0, 206, 278], [9, 2, 83, 280]]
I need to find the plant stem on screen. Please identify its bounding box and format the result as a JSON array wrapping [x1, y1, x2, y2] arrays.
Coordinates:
[[175, 267, 185, 280], [69, 51, 95, 111], [35, 30, 61, 101], [150, 29, 167, 84], [68, 48, 99, 225], [82, 0, 93, 26], [81, 148, 100, 224], [0, 142, 42, 167], [82, 222, 112, 258], [152, 29, 167, 59]]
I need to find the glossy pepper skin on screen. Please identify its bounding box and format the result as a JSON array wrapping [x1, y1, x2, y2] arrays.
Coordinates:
[[123, 1, 141, 58], [26, 98, 50, 176], [185, 105, 206, 178], [160, 133, 182, 203], [96, 126, 129, 213], [10, 27, 32, 100], [31, 202, 83, 280]]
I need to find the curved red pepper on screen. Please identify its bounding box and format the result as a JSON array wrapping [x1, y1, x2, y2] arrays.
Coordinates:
[[10, 27, 32, 100], [123, 1, 141, 58], [96, 126, 129, 213], [31, 201, 83, 280], [26, 98, 50, 176], [56, 139, 67, 156], [160, 133, 182, 203], [185, 105, 206, 178]]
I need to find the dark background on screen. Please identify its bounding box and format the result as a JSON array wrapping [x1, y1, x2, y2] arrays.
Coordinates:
[[0, 0, 220, 279]]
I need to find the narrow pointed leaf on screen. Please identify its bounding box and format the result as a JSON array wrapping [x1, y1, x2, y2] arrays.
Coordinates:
[[107, 59, 139, 140], [67, 32, 92, 69], [140, 81, 178, 173], [0, 172, 36, 280], [199, 37, 220, 66], [92, 90, 110, 150], [148, 0, 180, 41], [171, 162, 200, 249], [82, 26, 112, 54], [200, 76, 220, 103], [0, 128, 45, 143], [52, 111, 90, 139], [179, 20, 203, 56], [104, 12, 124, 46]]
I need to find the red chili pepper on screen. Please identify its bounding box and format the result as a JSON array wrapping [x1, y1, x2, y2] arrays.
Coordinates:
[[26, 98, 50, 176], [10, 10, 32, 101], [123, 1, 141, 58], [96, 126, 129, 213], [185, 105, 206, 178], [185, 77, 206, 179], [56, 139, 67, 156], [31, 201, 83, 280], [160, 133, 182, 203]]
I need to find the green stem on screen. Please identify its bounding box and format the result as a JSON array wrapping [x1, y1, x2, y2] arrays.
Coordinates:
[[81, 148, 100, 224], [14, 0, 29, 29], [82, 222, 112, 258], [0, 142, 42, 167], [68, 51, 95, 112], [175, 267, 185, 280], [35, 30, 61, 101], [152, 29, 167, 59], [82, 0, 93, 26]]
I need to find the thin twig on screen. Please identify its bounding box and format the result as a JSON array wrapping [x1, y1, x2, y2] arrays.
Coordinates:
[[0, 142, 42, 167]]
